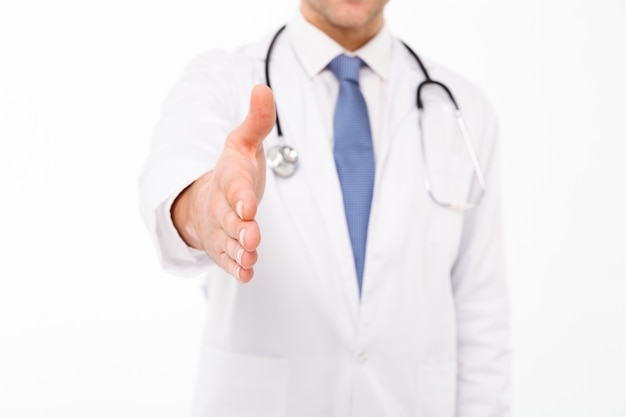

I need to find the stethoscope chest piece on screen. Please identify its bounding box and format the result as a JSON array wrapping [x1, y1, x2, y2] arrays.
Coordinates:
[[267, 144, 298, 177]]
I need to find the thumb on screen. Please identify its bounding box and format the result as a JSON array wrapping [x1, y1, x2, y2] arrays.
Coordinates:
[[230, 84, 276, 153]]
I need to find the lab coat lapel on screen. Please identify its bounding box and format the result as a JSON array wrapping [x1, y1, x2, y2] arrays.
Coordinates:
[[264, 34, 361, 322], [377, 41, 428, 172], [360, 41, 433, 302]]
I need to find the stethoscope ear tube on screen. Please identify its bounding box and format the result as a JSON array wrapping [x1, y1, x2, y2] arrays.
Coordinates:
[[264, 25, 299, 178], [400, 40, 459, 111], [265, 25, 287, 138], [417, 80, 459, 110]]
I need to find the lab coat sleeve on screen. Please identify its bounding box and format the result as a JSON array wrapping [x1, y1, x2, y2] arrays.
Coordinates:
[[139, 50, 253, 277], [452, 100, 511, 417]]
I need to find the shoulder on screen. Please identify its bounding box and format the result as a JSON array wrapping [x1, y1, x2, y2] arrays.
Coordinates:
[[184, 29, 279, 79], [393, 39, 499, 153], [393, 39, 496, 115], [176, 30, 280, 97], [181, 49, 257, 89], [163, 33, 278, 122], [425, 54, 495, 119]]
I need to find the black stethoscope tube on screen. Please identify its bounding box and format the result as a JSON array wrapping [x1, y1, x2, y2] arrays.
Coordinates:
[[264, 25, 287, 137], [262, 24, 485, 212], [264, 25, 462, 135]]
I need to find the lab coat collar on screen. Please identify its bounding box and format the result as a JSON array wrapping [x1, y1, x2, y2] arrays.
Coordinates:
[[287, 11, 392, 81]]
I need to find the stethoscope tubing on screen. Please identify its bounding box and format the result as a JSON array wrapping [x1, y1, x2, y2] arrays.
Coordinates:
[[263, 24, 486, 211]]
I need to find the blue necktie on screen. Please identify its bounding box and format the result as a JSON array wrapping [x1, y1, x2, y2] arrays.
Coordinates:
[[328, 54, 375, 293]]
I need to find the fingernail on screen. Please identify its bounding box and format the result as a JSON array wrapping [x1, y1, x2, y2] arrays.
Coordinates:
[[236, 201, 244, 219], [239, 228, 246, 247], [236, 248, 244, 265], [235, 266, 241, 281]]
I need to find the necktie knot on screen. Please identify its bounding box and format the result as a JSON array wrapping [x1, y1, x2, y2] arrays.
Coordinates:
[[328, 54, 363, 83]]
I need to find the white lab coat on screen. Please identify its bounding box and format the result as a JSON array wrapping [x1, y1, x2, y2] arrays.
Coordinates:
[[140, 24, 510, 417]]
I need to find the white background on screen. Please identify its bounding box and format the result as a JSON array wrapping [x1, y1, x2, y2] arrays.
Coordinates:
[[1, 0, 625, 415]]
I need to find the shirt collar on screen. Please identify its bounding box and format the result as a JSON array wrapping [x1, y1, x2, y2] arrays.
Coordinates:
[[286, 11, 392, 81]]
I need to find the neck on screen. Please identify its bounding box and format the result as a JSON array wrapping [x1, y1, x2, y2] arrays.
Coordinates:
[[300, 6, 384, 51]]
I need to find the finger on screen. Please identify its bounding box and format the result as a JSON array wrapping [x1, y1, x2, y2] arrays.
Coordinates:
[[217, 250, 255, 283], [216, 200, 261, 251], [237, 267, 255, 283], [237, 222, 261, 252], [227, 84, 276, 154], [223, 236, 259, 270]]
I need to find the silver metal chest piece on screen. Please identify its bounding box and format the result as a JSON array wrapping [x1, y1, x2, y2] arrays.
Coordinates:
[[267, 144, 298, 177]]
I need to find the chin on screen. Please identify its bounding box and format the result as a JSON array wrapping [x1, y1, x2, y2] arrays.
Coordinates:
[[302, 0, 387, 36], [329, 5, 381, 29]]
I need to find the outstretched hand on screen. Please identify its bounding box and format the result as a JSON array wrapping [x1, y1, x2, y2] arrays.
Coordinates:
[[172, 85, 276, 282]]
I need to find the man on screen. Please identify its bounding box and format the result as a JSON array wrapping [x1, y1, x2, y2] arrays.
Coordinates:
[[140, 0, 510, 415]]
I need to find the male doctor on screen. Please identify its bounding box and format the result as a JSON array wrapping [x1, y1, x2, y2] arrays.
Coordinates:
[[140, 0, 510, 415]]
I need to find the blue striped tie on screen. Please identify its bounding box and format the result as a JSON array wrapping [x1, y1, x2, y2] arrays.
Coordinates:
[[328, 54, 375, 293]]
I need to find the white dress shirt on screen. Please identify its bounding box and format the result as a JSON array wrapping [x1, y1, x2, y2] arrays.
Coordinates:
[[288, 11, 392, 159]]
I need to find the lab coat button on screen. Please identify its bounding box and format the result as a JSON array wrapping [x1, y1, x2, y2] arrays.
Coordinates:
[[356, 352, 368, 364]]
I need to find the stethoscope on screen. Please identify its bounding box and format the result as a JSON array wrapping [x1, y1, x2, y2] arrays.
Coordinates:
[[264, 25, 486, 211]]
